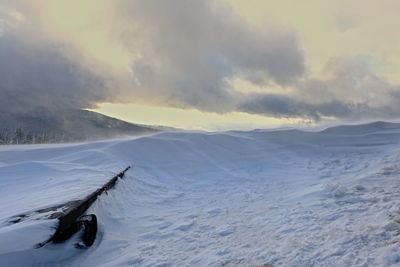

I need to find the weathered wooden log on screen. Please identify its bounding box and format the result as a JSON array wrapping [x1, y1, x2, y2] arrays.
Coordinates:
[[37, 166, 131, 247], [76, 214, 98, 247]]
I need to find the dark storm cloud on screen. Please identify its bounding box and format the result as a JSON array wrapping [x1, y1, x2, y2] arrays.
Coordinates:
[[116, 0, 305, 112], [0, 31, 108, 114], [236, 57, 400, 122], [238, 94, 354, 121]]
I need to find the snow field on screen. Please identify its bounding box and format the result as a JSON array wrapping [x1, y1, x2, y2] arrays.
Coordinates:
[[2, 124, 400, 265]]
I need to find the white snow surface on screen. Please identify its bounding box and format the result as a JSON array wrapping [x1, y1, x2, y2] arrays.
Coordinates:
[[2, 125, 400, 266]]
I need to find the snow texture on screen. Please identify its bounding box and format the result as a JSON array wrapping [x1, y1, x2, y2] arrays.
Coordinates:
[[2, 123, 400, 266]]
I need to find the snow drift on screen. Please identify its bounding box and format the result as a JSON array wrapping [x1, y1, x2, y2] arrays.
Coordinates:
[[2, 122, 400, 266]]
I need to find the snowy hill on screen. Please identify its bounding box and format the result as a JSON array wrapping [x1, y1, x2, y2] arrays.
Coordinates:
[[0, 108, 159, 144], [2, 122, 400, 265], [322, 121, 400, 135]]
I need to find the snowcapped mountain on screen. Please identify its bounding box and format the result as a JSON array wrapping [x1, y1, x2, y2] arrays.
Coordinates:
[[2, 122, 400, 265]]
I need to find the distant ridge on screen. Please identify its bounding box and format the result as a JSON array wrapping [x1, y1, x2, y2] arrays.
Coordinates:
[[0, 108, 168, 144], [321, 121, 400, 135]]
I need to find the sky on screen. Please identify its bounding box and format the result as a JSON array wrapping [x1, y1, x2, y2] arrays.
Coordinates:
[[1, 0, 400, 130]]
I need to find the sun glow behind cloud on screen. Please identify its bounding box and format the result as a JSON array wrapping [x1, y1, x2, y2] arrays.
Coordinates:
[[30, 0, 132, 71], [93, 103, 309, 131]]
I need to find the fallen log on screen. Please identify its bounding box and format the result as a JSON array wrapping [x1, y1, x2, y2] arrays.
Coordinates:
[[36, 166, 131, 248]]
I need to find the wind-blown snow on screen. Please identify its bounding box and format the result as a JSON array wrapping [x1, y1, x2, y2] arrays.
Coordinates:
[[2, 123, 400, 266]]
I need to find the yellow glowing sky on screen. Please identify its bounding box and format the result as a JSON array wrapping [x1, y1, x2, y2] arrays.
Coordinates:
[[19, 0, 400, 130], [94, 103, 310, 131]]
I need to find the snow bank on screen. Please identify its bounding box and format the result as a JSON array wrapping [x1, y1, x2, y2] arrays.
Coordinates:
[[2, 123, 400, 266]]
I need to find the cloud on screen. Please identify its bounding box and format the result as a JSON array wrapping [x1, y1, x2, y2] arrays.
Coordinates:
[[335, 14, 358, 32], [236, 57, 400, 122], [238, 94, 354, 121], [0, 1, 115, 115], [0, 32, 109, 114], [116, 0, 305, 112], [1, 0, 400, 125], [0, 0, 306, 117]]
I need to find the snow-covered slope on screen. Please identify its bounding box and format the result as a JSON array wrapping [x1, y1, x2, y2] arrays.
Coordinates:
[[0, 108, 159, 144], [2, 122, 400, 266]]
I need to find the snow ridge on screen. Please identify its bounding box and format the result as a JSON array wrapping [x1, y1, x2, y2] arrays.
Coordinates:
[[1, 124, 400, 266]]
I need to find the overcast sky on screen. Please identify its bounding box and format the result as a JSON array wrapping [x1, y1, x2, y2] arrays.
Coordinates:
[[1, 0, 400, 130]]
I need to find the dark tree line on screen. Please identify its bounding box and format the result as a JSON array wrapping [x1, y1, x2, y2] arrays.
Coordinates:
[[0, 128, 70, 145]]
